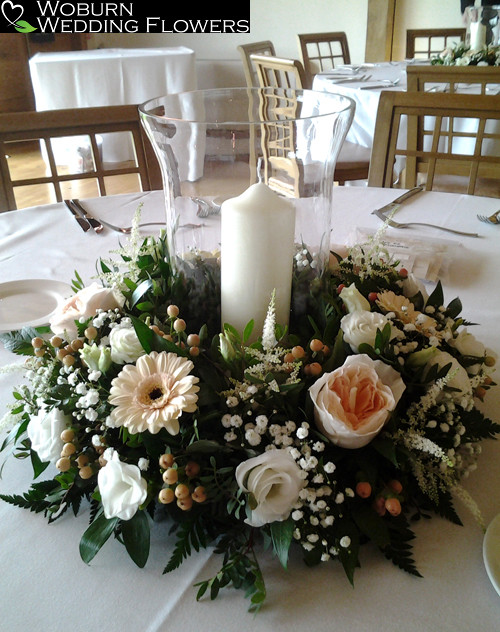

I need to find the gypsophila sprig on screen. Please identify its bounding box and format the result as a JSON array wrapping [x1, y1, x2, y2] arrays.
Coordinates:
[[0, 218, 498, 612]]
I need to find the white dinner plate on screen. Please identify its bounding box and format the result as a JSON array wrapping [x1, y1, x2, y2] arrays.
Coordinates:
[[483, 513, 500, 597], [0, 279, 72, 332]]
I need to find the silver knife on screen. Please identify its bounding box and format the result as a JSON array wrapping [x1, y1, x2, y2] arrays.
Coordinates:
[[371, 187, 424, 217], [65, 200, 91, 232], [70, 199, 104, 233]]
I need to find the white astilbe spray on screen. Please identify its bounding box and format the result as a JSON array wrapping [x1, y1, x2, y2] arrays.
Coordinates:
[[261, 290, 277, 350], [96, 204, 163, 290], [452, 485, 486, 531]]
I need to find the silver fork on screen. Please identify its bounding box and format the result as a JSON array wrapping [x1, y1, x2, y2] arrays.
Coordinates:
[[477, 210, 500, 225], [373, 209, 479, 237]]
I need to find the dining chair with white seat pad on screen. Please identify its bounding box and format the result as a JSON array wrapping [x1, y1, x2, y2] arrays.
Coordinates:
[[251, 53, 371, 187], [368, 90, 500, 197], [0, 104, 162, 212]]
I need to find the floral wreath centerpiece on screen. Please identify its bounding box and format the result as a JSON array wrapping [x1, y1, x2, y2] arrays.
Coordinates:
[[0, 215, 497, 611], [1, 87, 498, 612]]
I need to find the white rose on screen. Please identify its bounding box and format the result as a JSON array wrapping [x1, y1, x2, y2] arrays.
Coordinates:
[[309, 355, 406, 449], [49, 282, 124, 340], [98, 452, 148, 521], [109, 326, 146, 364], [27, 408, 70, 463], [448, 329, 486, 375], [340, 311, 399, 353], [339, 283, 371, 313], [425, 351, 472, 402], [449, 328, 485, 358], [235, 450, 304, 527]]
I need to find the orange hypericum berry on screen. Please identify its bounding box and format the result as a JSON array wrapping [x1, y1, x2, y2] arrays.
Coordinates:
[[159, 453, 175, 469], [187, 334, 200, 347], [177, 496, 193, 511], [310, 339, 323, 353], [158, 488, 175, 504], [175, 483, 190, 499], [307, 362, 322, 377], [388, 479, 403, 494], [385, 497, 402, 516], [167, 305, 179, 318], [291, 346, 305, 359], [192, 486, 207, 503], [355, 482, 372, 498], [163, 468, 178, 485], [184, 461, 200, 478]]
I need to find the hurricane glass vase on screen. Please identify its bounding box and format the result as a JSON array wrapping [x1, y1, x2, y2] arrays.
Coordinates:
[[139, 87, 354, 339]]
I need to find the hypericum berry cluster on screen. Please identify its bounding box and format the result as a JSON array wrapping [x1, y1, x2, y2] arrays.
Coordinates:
[[157, 453, 207, 511], [150, 305, 201, 357]]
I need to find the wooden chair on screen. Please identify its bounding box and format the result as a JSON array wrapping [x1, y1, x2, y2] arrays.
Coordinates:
[[0, 104, 162, 212], [406, 28, 466, 59], [251, 53, 371, 186], [250, 54, 307, 90], [406, 64, 500, 95], [237, 40, 276, 88], [368, 90, 500, 197], [297, 32, 351, 89]]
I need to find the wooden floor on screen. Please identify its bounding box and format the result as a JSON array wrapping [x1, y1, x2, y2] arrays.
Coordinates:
[[6, 140, 144, 209]]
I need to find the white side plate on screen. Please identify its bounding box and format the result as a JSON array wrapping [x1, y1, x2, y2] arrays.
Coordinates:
[[0, 279, 72, 332], [483, 513, 500, 597]]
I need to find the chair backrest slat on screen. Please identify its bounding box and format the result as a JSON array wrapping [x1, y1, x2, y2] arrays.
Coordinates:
[[297, 32, 351, 89], [406, 28, 466, 59]]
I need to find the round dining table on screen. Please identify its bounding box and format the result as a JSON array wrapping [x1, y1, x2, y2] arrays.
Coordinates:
[[0, 187, 499, 631]]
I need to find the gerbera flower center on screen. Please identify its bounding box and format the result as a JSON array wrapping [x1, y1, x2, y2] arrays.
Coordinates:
[[135, 373, 174, 409]]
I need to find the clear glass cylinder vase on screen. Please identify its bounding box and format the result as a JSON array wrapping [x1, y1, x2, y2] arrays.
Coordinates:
[[465, 5, 500, 49], [139, 87, 354, 339]]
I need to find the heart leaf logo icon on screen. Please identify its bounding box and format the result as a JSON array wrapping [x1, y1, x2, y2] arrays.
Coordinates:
[[14, 19, 37, 32], [1, 1, 37, 32]]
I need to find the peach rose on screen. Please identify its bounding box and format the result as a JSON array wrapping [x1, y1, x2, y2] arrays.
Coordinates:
[[309, 354, 406, 449], [49, 282, 123, 340]]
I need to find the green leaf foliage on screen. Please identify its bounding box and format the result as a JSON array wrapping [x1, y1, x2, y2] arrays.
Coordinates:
[[80, 512, 119, 564], [270, 518, 294, 569], [121, 510, 150, 567]]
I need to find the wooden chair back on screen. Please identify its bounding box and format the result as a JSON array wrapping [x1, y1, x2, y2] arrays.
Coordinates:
[[406, 28, 466, 59], [368, 90, 500, 197], [297, 32, 351, 88], [237, 40, 276, 88], [406, 64, 500, 95], [250, 54, 307, 90], [0, 104, 162, 212]]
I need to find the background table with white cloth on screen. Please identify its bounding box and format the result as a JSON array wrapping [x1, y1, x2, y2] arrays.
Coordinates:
[[28, 47, 197, 165], [1, 188, 500, 631]]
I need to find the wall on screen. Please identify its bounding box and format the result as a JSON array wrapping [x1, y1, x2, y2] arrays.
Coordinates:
[[89, 0, 368, 88], [88, 0, 464, 88]]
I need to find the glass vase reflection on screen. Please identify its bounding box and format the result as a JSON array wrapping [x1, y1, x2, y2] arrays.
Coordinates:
[[465, 5, 500, 48], [140, 87, 354, 338]]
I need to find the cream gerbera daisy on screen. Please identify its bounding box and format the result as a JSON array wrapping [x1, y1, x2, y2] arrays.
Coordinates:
[[108, 351, 199, 435]]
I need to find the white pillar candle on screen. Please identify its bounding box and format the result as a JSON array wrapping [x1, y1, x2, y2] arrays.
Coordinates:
[[470, 21, 487, 49], [220, 182, 296, 339]]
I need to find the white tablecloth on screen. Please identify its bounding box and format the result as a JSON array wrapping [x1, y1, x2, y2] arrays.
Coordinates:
[[1, 189, 500, 631], [29, 47, 197, 164]]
